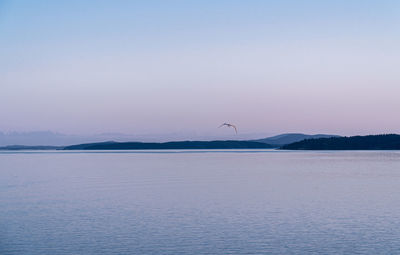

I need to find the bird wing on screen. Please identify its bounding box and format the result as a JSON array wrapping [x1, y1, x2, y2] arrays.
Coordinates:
[[218, 123, 226, 128], [230, 124, 238, 134]]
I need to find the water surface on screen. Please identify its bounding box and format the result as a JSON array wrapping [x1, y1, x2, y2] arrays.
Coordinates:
[[1, 150, 400, 254]]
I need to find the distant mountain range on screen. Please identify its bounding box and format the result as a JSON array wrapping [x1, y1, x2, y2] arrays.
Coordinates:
[[0, 131, 270, 146], [281, 134, 400, 150], [0, 131, 143, 146], [253, 133, 339, 146]]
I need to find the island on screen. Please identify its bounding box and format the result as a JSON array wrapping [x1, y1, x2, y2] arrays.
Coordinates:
[[63, 140, 274, 150]]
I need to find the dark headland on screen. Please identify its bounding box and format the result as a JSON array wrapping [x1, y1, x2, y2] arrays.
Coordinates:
[[281, 134, 400, 150]]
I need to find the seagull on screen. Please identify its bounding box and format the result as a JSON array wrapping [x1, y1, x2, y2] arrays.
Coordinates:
[[219, 123, 238, 134]]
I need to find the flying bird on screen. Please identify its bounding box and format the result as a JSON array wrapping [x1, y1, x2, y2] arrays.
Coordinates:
[[219, 123, 238, 134]]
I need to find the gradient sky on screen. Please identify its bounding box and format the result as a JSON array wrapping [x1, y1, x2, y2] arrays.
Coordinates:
[[1, 0, 400, 136]]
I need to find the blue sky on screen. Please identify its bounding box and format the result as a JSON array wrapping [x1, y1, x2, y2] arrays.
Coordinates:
[[1, 0, 400, 136]]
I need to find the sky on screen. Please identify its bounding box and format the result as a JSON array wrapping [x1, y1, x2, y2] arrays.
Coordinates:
[[1, 0, 400, 138]]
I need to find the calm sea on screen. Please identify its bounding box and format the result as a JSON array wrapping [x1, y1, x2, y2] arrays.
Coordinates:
[[1, 150, 400, 254]]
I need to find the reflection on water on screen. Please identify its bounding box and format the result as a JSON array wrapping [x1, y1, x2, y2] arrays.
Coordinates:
[[1, 150, 400, 254]]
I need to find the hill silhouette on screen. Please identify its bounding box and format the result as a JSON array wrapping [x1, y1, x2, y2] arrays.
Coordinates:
[[281, 134, 400, 150], [63, 140, 274, 150]]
